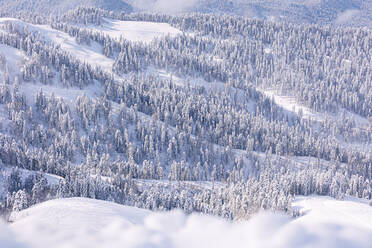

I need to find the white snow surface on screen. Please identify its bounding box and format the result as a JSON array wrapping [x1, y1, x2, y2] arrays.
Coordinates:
[[293, 195, 372, 231], [76, 18, 182, 43], [11, 198, 150, 232], [0, 44, 26, 78], [2, 196, 372, 248]]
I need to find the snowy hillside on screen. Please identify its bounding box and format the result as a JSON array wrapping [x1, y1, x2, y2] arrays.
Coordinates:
[[0, 0, 133, 15], [0, 17, 184, 109], [2, 196, 371, 248], [0, 5, 371, 248], [1, 0, 372, 28], [130, 0, 372, 27]]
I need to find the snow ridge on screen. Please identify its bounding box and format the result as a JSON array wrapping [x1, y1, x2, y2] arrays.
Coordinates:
[[4, 197, 372, 248]]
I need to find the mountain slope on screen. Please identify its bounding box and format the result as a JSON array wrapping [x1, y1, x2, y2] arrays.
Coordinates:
[[131, 0, 372, 27], [0, 0, 133, 15], [0, 6, 370, 228], [1, 0, 372, 27]]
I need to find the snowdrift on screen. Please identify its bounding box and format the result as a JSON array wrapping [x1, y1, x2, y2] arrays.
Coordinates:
[[1, 196, 371, 248]]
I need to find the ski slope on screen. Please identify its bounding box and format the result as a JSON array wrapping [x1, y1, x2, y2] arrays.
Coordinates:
[[4, 196, 372, 248]]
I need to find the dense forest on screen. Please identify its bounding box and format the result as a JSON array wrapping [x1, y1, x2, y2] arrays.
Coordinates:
[[0, 7, 371, 221]]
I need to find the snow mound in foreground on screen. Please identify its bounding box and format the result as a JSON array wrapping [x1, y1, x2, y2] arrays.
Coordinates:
[[293, 195, 372, 230], [3, 197, 372, 248]]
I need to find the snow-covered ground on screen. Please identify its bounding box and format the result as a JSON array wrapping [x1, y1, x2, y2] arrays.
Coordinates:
[[19, 81, 102, 108], [0, 17, 182, 72], [10, 198, 150, 232], [0, 18, 114, 72], [0, 17, 184, 108], [0, 21, 104, 110], [293, 195, 372, 231], [2, 196, 372, 248], [76, 18, 182, 43], [0, 44, 26, 80]]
